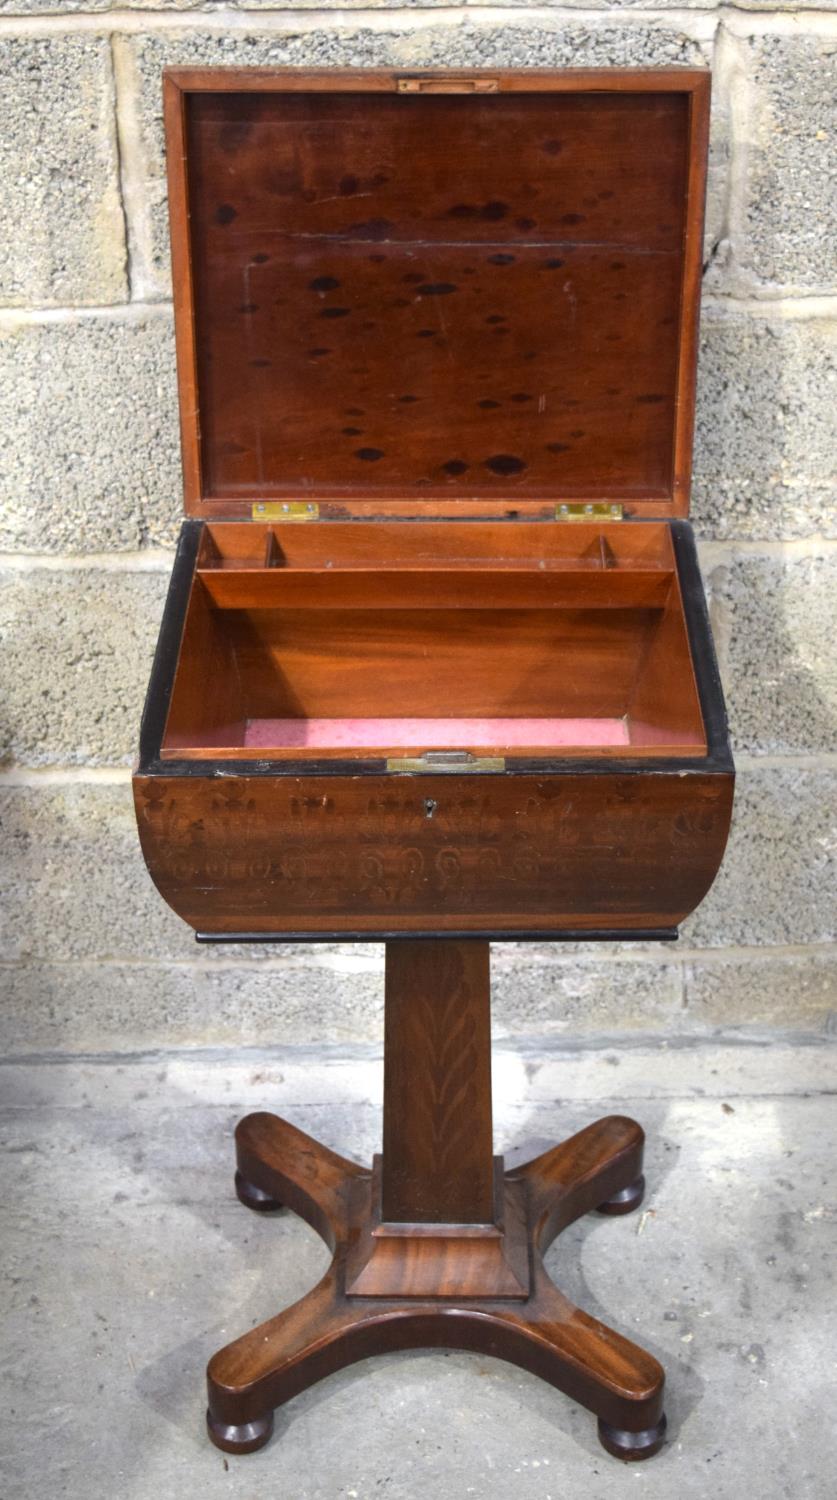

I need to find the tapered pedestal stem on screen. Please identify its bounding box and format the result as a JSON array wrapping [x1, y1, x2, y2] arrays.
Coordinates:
[[206, 939, 666, 1462]]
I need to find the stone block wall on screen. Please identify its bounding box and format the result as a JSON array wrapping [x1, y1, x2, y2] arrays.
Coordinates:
[[1, 2, 834, 1055]]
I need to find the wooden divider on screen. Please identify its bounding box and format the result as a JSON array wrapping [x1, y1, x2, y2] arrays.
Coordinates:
[[196, 566, 674, 611]]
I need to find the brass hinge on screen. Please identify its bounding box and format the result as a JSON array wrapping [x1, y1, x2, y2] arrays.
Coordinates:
[[251, 501, 319, 521], [386, 751, 506, 774], [555, 503, 623, 522]]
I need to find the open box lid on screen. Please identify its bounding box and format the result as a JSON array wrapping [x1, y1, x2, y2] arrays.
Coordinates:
[[165, 68, 710, 521]]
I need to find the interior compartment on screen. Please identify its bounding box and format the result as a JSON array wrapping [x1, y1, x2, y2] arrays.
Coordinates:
[[162, 521, 706, 760]]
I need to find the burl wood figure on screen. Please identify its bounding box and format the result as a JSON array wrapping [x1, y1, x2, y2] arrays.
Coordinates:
[[134, 68, 734, 1462]]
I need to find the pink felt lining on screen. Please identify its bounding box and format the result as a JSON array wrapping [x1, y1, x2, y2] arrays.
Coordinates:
[[243, 716, 630, 749]]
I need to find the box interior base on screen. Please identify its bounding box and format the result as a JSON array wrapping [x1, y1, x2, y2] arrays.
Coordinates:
[[161, 521, 707, 762], [243, 716, 631, 750]]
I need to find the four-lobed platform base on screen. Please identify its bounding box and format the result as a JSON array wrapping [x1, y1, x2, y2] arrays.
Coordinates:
[[206, 1109, 666, 1462], [204, 941, 666, 1464]]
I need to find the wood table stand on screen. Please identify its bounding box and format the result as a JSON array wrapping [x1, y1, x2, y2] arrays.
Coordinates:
[[206, 939, 667, 1462]]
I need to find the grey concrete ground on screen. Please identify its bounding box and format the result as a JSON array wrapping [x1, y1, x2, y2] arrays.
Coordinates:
[[2, 1034, 835, 1500]]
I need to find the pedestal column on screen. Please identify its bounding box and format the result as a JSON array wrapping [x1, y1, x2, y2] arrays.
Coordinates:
[[382, 939, 494, 1224]]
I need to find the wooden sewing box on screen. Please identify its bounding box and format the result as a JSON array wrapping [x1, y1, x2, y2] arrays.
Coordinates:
[[134, 68, 734, 1463]]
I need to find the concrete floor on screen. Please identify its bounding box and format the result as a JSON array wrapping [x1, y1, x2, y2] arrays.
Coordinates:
[[1, 1034, 835, 1500]]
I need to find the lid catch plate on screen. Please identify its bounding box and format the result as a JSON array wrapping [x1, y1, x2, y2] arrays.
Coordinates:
[[556, 503, 624, 522], [252, 502, 320, 521]]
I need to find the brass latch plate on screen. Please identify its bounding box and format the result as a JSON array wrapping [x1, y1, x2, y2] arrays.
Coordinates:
[[387, 751, 506, 773], [555, 503, 623, 521]]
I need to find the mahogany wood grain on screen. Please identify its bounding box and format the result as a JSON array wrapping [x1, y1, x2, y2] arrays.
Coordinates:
[[168, 66, 703, 97], [199, 520, 677, 568], [629, 559, 707, 748], [195, 567, 674, 612], [163, 70, 709, 519], [344, 1162, 530, 1299], [206, 938, 666, 1462], [381, 940, 494, 1222], [216, 606, 661, 720], [133, 767, 732, 935], [161, 570, 246, 750]]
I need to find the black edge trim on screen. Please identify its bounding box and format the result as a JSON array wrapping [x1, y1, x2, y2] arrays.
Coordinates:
[[138, 519, 203, 770], [141, 755, 729, 777], [141, 757, 730, 777], [669, 519, 734, 772], [196, 928, 679, 944]]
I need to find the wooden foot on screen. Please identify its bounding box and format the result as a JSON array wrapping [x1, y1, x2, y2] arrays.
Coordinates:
[[598, 1414, 668, 1461], [206, 1410, 274, 1455], [596, 1175, 646, 1217], [235, 1170, 283, 1213], [206, 941, 666, 1464]]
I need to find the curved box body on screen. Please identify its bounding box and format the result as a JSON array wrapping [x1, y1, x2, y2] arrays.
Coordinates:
[[134, 766, 732, 940], [133, 518, 733, 942]]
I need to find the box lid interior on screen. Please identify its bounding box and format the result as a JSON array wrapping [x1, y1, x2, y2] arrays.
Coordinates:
[[166, 69, 710, 520]]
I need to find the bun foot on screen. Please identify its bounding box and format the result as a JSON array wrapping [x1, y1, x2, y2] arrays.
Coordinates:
[[234, 1170, 283, 1213], [206, 1409, 274, 1455], [596, 1174, 645, 1216], [597, 1413, 667, 1462]]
